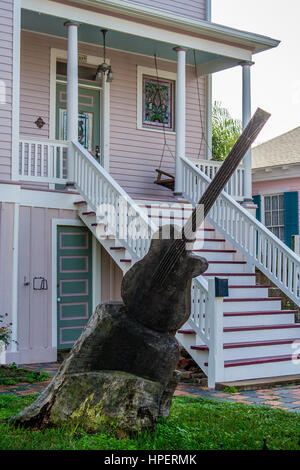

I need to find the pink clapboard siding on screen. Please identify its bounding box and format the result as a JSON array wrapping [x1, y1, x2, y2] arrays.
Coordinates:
[[20, 31, 206, 199], [253, 177, 300, 228], [0, 0, 13, 181], [17, 206, 78, 363], [125, 0, 207, 20], [101, 247, 122, 302], [0, 202, 14, 323]]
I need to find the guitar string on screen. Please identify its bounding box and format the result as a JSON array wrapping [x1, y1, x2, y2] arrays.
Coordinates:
[[155, 120, 266, 286], [151, 122, 257, 284], [153, 124, 257, 280], [156, 118, 266, 284], [151, 111, 269, 285]]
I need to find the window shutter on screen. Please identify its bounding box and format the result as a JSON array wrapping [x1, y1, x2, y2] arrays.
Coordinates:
[[253, 194, 261, 221], [284, 192, 299, 249]]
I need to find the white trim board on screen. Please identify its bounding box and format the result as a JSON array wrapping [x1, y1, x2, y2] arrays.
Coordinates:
[[21, 0, 253, 62], [22, 28, 196, 66], [137, 66, 177, 135], [253, 165, 300, 183], [0, 183, 80, 209]]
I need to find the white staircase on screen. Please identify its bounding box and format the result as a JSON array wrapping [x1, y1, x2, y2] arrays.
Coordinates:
[[70, 141, 300, 388]]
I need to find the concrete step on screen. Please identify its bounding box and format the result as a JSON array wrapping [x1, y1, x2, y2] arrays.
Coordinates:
[[216, 374, 300, 391]]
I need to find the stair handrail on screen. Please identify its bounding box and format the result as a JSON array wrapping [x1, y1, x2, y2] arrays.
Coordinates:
[[71, 140, 158, 262], [188, 276, 225, 387], [181, 156, 300, 306], [189, 276, 210, 343]]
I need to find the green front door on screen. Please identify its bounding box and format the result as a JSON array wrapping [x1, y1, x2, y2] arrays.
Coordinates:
[[57, 226, 93, 350], [56, 83, 101, 156]]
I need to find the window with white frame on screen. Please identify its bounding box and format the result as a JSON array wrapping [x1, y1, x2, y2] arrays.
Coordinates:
[[264, 194, 285, 241], [137, 66, 176, 133]]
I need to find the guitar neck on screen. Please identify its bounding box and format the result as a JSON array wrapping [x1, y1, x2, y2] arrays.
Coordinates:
[[182, 108, 270, 242], [152, 108, 270, 285]]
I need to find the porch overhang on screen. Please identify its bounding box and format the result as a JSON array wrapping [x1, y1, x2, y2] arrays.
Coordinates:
[[69, 0, 280, 55], [21, 0, 280, 74]]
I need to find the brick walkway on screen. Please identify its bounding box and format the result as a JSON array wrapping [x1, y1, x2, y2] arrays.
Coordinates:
[[175, 382, 300, 413], [1, 363, 300, 413]]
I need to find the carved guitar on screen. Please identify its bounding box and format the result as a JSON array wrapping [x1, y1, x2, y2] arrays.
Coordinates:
[[121, 109, 270, 333]]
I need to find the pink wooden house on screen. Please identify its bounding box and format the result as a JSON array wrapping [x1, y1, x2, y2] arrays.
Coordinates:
[[2, 0, 300, 388]]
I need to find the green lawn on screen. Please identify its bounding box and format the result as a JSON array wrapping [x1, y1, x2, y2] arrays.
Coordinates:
[[0, 394, 299, 450]]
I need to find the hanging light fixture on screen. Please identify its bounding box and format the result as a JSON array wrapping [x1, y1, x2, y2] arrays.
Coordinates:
[[96, 29, 113, 82], [106, 66, 113, 83]]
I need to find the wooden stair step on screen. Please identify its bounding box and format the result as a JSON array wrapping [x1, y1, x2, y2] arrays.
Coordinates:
[[120, 259, 132, 263], [192, 338, 300, 351], [223, 297, 282, 303], [208, 261, 247, 264], [110, 247, 125, 251], [204, 354, 300, 368], [177, 329, 196, 335], [193, 249, 237, 253], [74, 200, 87, 205], [228, 285, 273, 289], [223, 354, 300, 368], [82, 211, 96, 216], [224, 324, 300, 332], [197, 238, 226, 242], [202, 273, 257, 277], [224, 310, 298, 317]]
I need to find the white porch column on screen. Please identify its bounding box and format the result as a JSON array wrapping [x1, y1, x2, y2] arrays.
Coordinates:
[[65, 21, 79, 181], [205, 0, 212, 160], [101, 79, 110, 172], [174, 47, 188, 196], [241, 60, 254, 204]]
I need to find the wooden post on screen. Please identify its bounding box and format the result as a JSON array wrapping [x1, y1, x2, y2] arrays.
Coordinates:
[[174, 47, 187, 196], [207, 278, 225, 388], [65, 21, 79, 182], [241, 60, 254, 205]]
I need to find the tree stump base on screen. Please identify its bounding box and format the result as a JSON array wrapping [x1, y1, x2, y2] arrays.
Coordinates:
[[12, 302, 179, 435]]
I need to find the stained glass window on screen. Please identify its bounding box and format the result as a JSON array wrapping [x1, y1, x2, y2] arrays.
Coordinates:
[[142, 75, 174, 131]]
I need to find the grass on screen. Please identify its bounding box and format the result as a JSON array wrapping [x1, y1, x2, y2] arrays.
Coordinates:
[[0, 364, 50, 386], [0, 394, 299, 450]]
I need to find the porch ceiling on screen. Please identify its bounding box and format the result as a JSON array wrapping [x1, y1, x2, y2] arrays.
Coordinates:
[[21, 9, 239, 72]]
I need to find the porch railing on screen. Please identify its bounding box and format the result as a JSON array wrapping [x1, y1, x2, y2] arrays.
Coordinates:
[[189, 277, 225, 388], [182, 156, 300, 307], [188, 157, 245, 201], [71, 140, 157, 263], [19, 137, 68, 184]]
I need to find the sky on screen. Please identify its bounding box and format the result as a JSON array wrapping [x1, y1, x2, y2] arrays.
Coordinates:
[[212, 0, 300, 144]]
